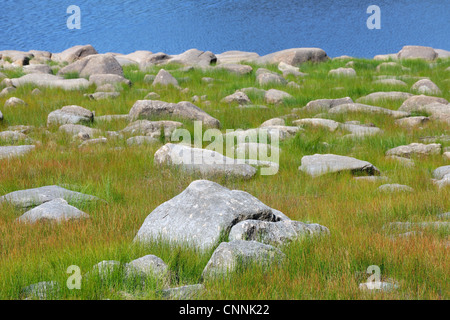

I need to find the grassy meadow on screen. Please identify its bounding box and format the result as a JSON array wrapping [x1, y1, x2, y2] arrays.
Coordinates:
[[0, 57, 449, 300]]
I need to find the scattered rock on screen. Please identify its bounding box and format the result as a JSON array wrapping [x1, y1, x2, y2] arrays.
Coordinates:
[[17, 198, 89, 223], [153, 143, 257, 179], [128, 100, 220, 128], [294, 118, 340, 132], [86, 92, 120, 100], [201, 240, 285, 281], [386, 143, 441, 158], [152, 69, 179, 87], [411, 79, 442, 95], [0, 130, 29, 143], [329, 103, 409, 118], [264, 89, 292, 104], [58, 54, 123, 77], [134, 180, 286, 250], [59, 124, 100, 137], [299, 154, 380, 177], [122, 120, 182, 138], [124, 255, 169, 281], [52, 44, 97, 63], [10, 73, 89, 90], [167, 49, 217, 67], [4, 97, 27, 108], [159, 284, 205, 300], [257, 72, 287, 86], [328, 67, 356, 77], [377, 184, 414, 193], [260, 118, 285, 127], [395, 116, 430, 128], [21, 281, 59, 300], [0, 145, 35, 160], [221, 91, 251, 105], [359, 281, 399, 292], [373, 79, 408, 86], [89, 74, 131, 87], [47, 105, 94, 126], [256, 48, 328, 65], [303, 97, 353, 112], [432, 165, 450, 180], [397, 45, 438, 61], [0, 86, 17, 97], [0, 185, 101, 209], [23, 64, 53, 75], [216, 51, 259, 64], [218, 63, 253, 75]]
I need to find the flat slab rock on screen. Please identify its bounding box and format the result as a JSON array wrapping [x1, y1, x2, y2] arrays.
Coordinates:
[[329, 103, 409, 119], [154, 143, 257, 179], [159, 284, 205, 300], [201, 240, 285, 281], [377, 184, 414, 193], [17, 198, 89, 223], [385, 143, 441, 158], [134, 180, 288, 250], [0, 185, 101, 209], [0, 145, 35, 160], [299, 154, 380, 177]]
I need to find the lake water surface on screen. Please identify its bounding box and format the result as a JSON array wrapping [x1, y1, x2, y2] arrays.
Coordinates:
[[1, 0, 448, 58]]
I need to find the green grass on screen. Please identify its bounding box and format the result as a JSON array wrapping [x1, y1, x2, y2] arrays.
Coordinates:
[[0, 58, 449, 300]]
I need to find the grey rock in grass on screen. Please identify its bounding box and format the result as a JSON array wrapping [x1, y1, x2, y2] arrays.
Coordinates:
[[372, 79, 408, 86], [58, 54, 123, 77], [152, 69, 179, 87], [411, 79, 442, 95], [354, 176, 389, 182], [260, 118, 285, 127], [10, 73, 89, 90], [229, 220, 329, 245], [432, 165, 450, 180], [153, 143, 257, 180], [86, 92, 120, 100], [52, 44, 97, 63], [4, 97, 27, 108], [437, 212, 450, 220], [256, 71, 287, 86], [221, 91, 251, 105], [224, 126, 301, 142], [79, 137, 107, 148], [395, 116, 430, 128], [159, 284, 205, 300], [0, 130, 29, 143], [23, 64, 53, 75], [47, 105, 94, 126], [201, 240, 285, 281], [17, 198, 89, 223], [90, 260, 122, 281], [303, 97, 353, 112], [167, 49, 217, 67], [59, 124, 100, 137], [134, 180, 285, 250], [216, 50, 259, 64], [329, 103, 409, 118], [356, 91, 413, 103], [122, 120, 182, 138], [0, 86, 17, 97], [31, 88, 42, 95], [7, 125, 35, 134], [96, 114, 129, 122], [128, 100, 220, 128], [340, 123, 381, 137], [0, 145, 35, 160], [264, 89, 293, 104], [89, 74, 131, 87], [373, 53, 398, 60], [377, 184, 414, 193], [0, 185, 100, 209], [299, 154, 380, 177], [256, 48, 328, 65], [145, 92, 160, 100], [240, 87, 267, 97], [433, 174, 450, 189], [293, 118, 340, 132], [139, 53, 172, 69], [217, 63, 253, 75], [328, 67, 356, 77], [95, 84, 117, 92], [124, 255, 169, 280], [127, 136, 160, 146], [398, 95, 448, 112], [0, 110, 2, 120], [385, 143, 441, 158], [22, 281, 60, 300], [375, 62, 407, 72], [397, 45, 438, 61]]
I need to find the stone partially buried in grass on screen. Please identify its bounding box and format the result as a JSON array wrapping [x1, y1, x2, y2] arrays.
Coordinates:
[[17, 198, 89, 223], [0, 145, 35, 160], [385, 143, 441, 158], [154, 143, 257, 179], [0, 185, 101, 209], [47, 105, 94, 126], [134, 180, 287, 250], [299, 154, 380, 177], [201, 240, 286, 281]]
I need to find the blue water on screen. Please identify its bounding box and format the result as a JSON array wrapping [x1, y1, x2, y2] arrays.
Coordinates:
[[0, 0, 448, 58]]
